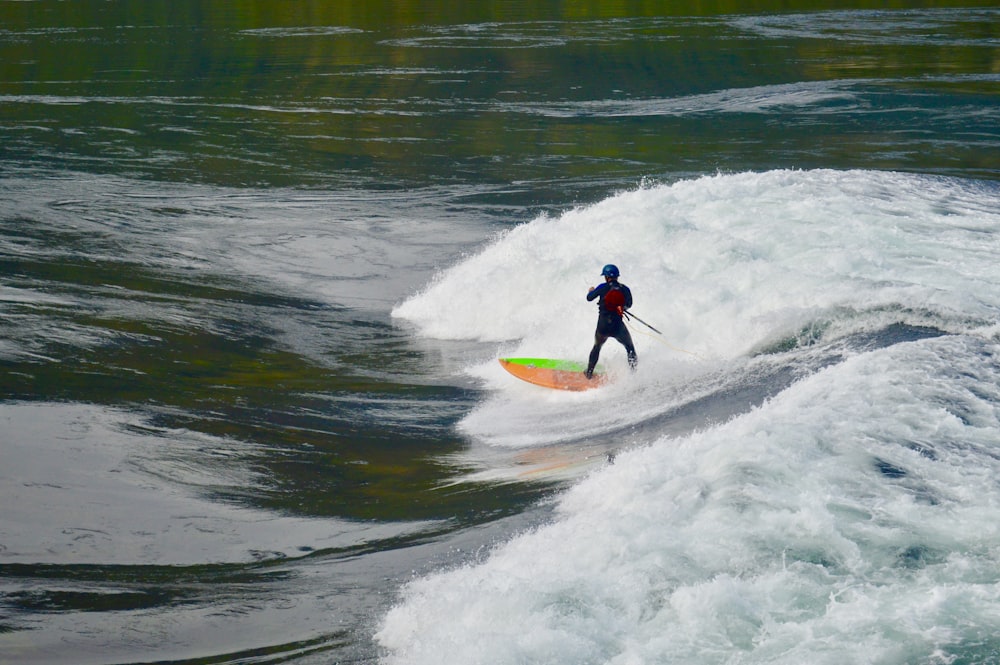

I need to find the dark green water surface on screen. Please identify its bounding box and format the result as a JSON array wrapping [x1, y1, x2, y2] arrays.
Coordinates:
[[3, 0, 997, 190], [1, 1, 998, 663]]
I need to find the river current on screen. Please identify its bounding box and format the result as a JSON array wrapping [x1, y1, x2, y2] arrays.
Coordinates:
[[2, 3, 999, 664]]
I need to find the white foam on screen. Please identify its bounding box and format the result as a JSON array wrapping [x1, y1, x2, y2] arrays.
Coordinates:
[[381, 170, 1000, 662], [377, 333, 1000, 664], [394, 170, 1000, 449], [397, 170, 1000, 350]]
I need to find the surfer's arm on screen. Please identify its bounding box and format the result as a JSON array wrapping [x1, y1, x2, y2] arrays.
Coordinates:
[[587, 283, 606, 302]]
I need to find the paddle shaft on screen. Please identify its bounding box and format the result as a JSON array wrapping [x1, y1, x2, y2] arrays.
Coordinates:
[[622, 310, 662, 335]]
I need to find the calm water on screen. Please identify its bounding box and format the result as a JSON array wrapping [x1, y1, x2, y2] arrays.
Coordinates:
[[2, 2, 999, 664]]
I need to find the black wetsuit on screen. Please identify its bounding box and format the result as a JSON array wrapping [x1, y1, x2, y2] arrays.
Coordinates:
[[586, 280, 637, 376]]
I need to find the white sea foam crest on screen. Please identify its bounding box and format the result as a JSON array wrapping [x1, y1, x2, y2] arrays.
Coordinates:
[[377, 333, 1000, 664], [394, 169, 1000, 360], [382, 170, 1000, 663]]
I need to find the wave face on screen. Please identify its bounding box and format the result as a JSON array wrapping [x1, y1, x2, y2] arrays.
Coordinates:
[[383, 169, 1000, 663]]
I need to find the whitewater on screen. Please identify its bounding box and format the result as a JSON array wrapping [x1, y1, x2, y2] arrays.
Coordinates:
[[381, 169, 1000, 663]]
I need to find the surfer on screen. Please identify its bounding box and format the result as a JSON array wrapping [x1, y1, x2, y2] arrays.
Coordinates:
[[585, 264, 637, 379]]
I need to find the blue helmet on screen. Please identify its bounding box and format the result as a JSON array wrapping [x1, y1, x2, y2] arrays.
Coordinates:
[[601, 264, 620, 279]]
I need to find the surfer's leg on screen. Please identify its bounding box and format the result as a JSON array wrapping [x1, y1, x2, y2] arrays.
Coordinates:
[[586, 333, 607, 379], [616, 326, 638, 371]]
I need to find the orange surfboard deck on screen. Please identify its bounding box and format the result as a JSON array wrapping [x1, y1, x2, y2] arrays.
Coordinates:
[[499, 357, 606, 392]]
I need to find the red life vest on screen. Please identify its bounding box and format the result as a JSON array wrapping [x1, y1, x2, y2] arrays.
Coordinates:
[[603, 285, 626, 315]]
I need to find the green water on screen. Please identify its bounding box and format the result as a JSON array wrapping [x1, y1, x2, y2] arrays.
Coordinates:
[[2, 0, 997, 189], [1, 1, 999, 663]]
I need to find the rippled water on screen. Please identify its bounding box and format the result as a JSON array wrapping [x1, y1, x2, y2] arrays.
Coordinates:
[[1, 3, 999, 664]]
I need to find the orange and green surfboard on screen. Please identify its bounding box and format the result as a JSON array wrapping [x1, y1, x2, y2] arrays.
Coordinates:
[[498, 357, 606, 391]]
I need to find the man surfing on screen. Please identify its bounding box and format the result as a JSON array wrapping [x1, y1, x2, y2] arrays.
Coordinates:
[[585, 264, 637, 379]]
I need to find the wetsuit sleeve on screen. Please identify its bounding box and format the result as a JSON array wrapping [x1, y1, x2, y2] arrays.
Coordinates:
[[623, 285, 633, 309], [587, 283, 607, 302]]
